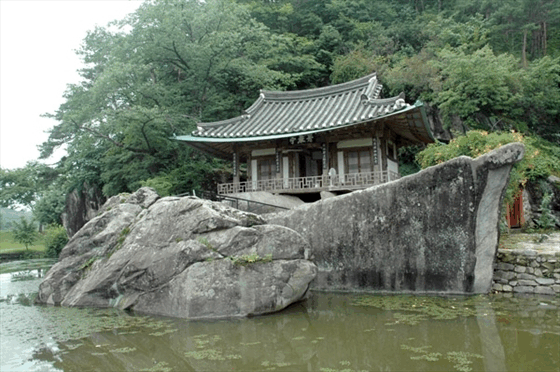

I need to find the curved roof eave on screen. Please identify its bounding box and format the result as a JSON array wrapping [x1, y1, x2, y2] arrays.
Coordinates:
[[175, 101, 434, 145]]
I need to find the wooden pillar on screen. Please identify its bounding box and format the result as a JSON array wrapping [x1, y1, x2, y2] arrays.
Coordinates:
[[232, 149, 240, 185], [322, 142, 328, 175], [275, 149, 282, 180]]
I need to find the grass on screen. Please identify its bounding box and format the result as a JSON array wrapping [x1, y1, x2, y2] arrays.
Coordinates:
[[0, 230, 46, 254]]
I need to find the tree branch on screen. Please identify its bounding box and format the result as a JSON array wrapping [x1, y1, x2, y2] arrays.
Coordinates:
[[71, 119, 155, 155]]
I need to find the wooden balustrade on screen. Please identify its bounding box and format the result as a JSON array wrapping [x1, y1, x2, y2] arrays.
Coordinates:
[[217, 171, 400, 195]]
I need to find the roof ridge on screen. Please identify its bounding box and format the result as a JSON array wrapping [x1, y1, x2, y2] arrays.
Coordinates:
[[363, 92, 406, 106], [258, 73, 377, 102], [198, 116, 245, 128]]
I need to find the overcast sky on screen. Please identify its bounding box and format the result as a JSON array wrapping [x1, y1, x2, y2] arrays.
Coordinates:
[[0, 0, 143, 170]]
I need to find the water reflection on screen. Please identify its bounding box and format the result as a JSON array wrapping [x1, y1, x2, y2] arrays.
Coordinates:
[[29, 294, 560, 372], [1, 261, 559, 372]]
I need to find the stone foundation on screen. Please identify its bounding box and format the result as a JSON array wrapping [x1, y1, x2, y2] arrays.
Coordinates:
[[492, 246, 560, 296]]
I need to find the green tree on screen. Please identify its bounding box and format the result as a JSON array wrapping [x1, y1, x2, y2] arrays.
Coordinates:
[[1, 162, 64, 228], [521, 56, 560, 144], [40, 0, 311, 198], [0, 162, 58, 210], [12, 217, 39, 250], [432, 45, 524, 132]]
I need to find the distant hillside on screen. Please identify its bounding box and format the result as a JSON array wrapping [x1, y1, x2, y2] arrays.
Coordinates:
[[0, 208, 33, 231]]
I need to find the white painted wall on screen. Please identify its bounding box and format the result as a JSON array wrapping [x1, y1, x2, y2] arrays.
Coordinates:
[[337, 137, 373, 149], [387, 158, 399, 180], [251, 148, 276, 157], [337, 151, 345, 181]]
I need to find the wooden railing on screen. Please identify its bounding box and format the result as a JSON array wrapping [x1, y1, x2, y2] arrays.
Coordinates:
[[217, 171, 400, 195]]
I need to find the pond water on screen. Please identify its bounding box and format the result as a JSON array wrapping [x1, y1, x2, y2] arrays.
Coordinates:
[[1, 260, 559, 372]]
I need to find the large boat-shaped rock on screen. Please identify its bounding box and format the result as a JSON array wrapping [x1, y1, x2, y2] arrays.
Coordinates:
[[268, 143, 525, 294]]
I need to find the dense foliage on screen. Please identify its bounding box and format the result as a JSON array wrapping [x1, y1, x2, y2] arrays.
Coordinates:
[[1, 0, 559, 226], [416, 131, 560, 205]]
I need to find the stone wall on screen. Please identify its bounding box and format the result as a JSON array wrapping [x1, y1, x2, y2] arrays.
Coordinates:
[[492, 248, 560, 296]]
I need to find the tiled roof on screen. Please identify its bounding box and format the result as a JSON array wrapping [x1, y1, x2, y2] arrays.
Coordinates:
[[175, 73, 435, 158], [191, 73, 415, 138]]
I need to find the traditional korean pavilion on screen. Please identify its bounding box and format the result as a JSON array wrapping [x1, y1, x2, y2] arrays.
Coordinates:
[[175, 73, 434, 196]]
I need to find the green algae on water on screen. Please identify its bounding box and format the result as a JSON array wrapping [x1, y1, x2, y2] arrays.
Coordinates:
[[401, 343, 484, 372], [352, 295, 479, 321], [140, 361, 172, 372]]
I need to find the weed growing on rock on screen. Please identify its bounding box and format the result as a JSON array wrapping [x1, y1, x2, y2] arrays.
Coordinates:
[[229, 253, 273, 266], [197, 237, 215, 251], [79, 256, 99, 271]]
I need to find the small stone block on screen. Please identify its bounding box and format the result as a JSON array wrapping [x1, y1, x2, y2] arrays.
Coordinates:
[[535, 278, 555, 285], [498, 263, 515, 271], [502, 285, 513, 292], [518, 273, 536, 280], [492, 283, 503, 291], [513, 286, 534, 293], [552, 285, 560, 293], [514, 266, 527, 273], [518, 279, 538, 286], [534, 287, 555, 296], [534, 268, 543, 277], [503, 271, 516, 280]]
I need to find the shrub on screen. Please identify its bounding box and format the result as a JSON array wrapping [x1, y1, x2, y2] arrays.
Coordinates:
[[536, 193, 559, 230], [416, 131, 560, 205], [44, 224, 68, 258]]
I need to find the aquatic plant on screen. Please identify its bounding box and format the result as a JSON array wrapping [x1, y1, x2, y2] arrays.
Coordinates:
[[352, 295, 479, 322], [149, 328, 177, 337], [111, 347, 136, 353], [410, 352, 442, 361], [401, 344, 433, 354], [446, 351, 484, 372], [387, 312, 428, 326], [140, 361, 172, 372], [401, 344, 484, 372]]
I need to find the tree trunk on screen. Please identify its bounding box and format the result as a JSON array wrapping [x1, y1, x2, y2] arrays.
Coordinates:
[[522, 29, 528, 68], [543, 21, 547, 56]]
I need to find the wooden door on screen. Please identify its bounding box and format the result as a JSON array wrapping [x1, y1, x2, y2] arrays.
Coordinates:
[[507, 193, 524, 228]]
